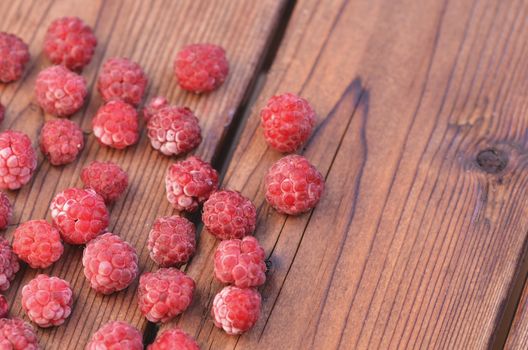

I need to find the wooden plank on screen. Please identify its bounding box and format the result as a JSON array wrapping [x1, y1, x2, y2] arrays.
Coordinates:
[[505, 279, 528, 349], [0, 0, 288, 348], [162, 0, 528, 348]]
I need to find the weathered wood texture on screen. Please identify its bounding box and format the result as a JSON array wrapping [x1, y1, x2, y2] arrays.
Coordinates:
[[506, 279, 528, 349], [0, 0, 288, 349]]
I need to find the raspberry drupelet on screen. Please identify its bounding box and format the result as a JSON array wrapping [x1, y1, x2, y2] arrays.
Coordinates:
[[138, 267, 195, 323], [0, 318, 40, 350], [39, 119, 84, 166], [165, 156, 218, 212], [147, 216, 196, 267], [214, 236, 266, 288], [49, 187, 109, 245], [44, 17, 97, 71], [97, 57, 147, 106], [174, 43, 229, 94], [0, 130, 37, 190], [0, 32, 30, 83], [22, 274, 73, 328], [212, 286, 261, 335], [265, 155, 324, 215], [35, 65, 87, 117], [142, 96, 168, 123], [202, 190, 257, 240], [0, 191, 12, 229], [82, 233, 139, 294], [0, 294, 8, 318], [86, 321, 143, 350], [81, 161, 128, 203], [92, 100, 139, 150], [0, 237, 19, 291], [148, 327, 199, 350], [13, 220, 64, 269]]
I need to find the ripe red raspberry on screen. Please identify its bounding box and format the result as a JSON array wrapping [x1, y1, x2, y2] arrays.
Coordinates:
[[22, 274, 73, 328], [147, 216, 196, 267], [92, 100, 139, 150], [214, 236, 266, 288], [82, 233, 139, 294], [0, 295, 8, 318], [138, 268, 195, 323], [0, 191, 12, 230], [0, 318, 39, 350], [142, 96, 168, 123], [211, 286, 261, 335], [49, 187, 109, 245], [0, 130, 37, 190], [0, 32, 30, 83], [202, 190, 256, 240], [165, 156, 218, 212], [0, 237, 19, 291], [39, 119, 84, 166], [35, 65, 87, 117], [87, 321, 143, 350], [260, 93, 316, 153], [265, 155, 324, 215], [81, 161, 128, 203], [148, 328, 199, 350], [44, 17, 97, 71], [146, 105, 201, 156], [97, 57, 147, 106], [13, 220, 64, 269], [174, 43, 229, 94]]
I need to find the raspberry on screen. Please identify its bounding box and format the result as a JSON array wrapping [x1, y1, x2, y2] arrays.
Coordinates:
[[0, 130, 37, 190], [174, 43, 229, 94], [260, 93, 316, 153], [0, 191, 12, 229], [81, 161, 128, 203], [86, 321, 142, 350], [148, 328, 199, 350], [214, 236, 266, 288], [265, 155, 324, 215], [211, 286, 261, 335], [35, 65, 87, 117], [142, 96, 168, 123], [22, 274, 73, 328], [0, 237, 18, 291], [146, 105, 201, 156], [165, 156, 218, 212], [82, 233, 139, 294], [44, 17, 97, 71], [138, 268, 195, 323], [0, 318, 39, 350], [97, 57, 147, 106], [202, 190, 256, 240], [0, 32, 30, 83], [0, 294, 8, 318], [147, 216, 196, 267], [49, 187, 109, 245], [92, 100, 139, 150], [13, 220, 64, 269], [39, 119, 84, 166]]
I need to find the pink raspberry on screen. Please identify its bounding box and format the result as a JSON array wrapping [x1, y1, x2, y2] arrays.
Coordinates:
[[44, 17, 97, 71], [0, 318, 39, 350], [22, 274, 73, 328], [211, 286, 261, 335], [87, 321, 142, 350], [13, 220, 64, 269], [147, 216, 196, 267], [80, 161, 128, 203], [0, 294, 8, 318], [165, 156, 218, 212], [260, 93, 316, 153], [0, 237, 19, 291], [148, 328, 199, 350], [174, 43, 229, 94], [202, 190, 256, 240], [0, 191, 12, 229], [214, 236, 266, 288], [265, 155, 324, 215], [142, 96, 168, 123], [49, 187, 109, 245], [39, 119, 84, 166], [0, 32, 30, 83], [35, 65, 87, 117], [82, 233, 139, 294], [97, 57, 147, 106], [0, 130, 37, 190], [92, 100, 139, 149], [138, 268, 195, 323]]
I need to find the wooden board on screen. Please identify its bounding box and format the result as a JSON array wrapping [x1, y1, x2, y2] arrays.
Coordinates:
[[506, 279, 528, 349]]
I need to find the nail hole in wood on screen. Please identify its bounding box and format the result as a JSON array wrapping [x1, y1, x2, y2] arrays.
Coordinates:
[[476, 148, 508, 174]]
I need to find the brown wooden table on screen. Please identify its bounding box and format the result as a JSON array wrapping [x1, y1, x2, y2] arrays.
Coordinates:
[[2, 0, 528, 348]]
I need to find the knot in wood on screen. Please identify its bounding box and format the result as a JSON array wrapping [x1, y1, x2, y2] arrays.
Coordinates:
[[476, 148, 507, 174]]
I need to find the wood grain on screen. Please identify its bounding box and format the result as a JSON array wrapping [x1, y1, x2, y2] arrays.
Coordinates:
[[505, 279, 528, 349], [0, 0, 288, 348]]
